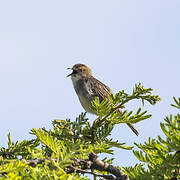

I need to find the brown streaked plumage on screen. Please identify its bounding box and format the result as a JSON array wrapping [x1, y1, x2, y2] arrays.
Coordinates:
[[67, 63, 139, 136]]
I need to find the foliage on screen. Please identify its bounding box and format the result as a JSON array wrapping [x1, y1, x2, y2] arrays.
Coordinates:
[[0, 83, 162, 179], [123, 97, 180, 180]]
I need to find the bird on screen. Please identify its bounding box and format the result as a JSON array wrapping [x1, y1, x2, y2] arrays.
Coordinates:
[[67, 63, 139, 136]]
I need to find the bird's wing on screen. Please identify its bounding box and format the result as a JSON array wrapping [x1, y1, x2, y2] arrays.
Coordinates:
[[87, 77, 113, 102], [86, 78, 139, 136]]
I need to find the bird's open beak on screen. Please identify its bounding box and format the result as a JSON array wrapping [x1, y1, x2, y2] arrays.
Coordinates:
[[66, 68, 73, 77]]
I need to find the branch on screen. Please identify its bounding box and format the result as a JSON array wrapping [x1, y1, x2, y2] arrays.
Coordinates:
[[92, 96, 134, 129], [22, 158, 57, 167], [68, 166, 116, 180], [92, 85, 160, 128], [89, 152, 129, 180], [68, 152, 129, 180], [3, 153, 128, 179]]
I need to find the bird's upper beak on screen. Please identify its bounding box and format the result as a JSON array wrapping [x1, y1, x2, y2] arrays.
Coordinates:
[[66, 68, 74, 77]]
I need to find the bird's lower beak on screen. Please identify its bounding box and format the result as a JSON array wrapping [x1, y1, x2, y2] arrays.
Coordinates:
[[66, 68, 73, 77], [67, 73, 73, 77]]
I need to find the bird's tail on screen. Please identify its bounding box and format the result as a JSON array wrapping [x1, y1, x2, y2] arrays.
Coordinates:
[[117, 109, 139, 136], [127, 123, 139, 136]]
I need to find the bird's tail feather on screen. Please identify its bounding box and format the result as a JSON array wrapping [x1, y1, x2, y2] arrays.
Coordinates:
[[127, 123, 139, 136], [117, 109, 139, 136]]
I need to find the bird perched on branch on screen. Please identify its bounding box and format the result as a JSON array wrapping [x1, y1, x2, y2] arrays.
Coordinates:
[[67, 63, 139, 136]]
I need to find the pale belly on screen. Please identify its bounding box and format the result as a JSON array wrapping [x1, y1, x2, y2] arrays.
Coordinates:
[[78, 94, 96, 114], [72, 77, 97, 114]]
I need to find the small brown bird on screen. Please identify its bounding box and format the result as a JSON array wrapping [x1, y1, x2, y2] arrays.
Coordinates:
[[67, 64, 139, 136]]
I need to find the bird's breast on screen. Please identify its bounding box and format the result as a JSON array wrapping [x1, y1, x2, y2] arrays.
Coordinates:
[[72, 79, 96, 114]]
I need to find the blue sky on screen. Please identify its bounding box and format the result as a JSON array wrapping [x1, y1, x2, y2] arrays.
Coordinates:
[[0, 1, 180, 167]]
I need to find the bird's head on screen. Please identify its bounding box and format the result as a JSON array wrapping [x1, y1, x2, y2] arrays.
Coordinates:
[[67, 64, 92, 82]]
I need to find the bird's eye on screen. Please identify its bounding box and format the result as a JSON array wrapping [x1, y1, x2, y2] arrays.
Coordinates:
[[80, 68, 85, 72]]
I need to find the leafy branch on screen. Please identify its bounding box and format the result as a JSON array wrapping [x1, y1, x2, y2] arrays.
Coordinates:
[[0, 83, 161, 179], [91, 83, 160, 128], [123, 97, 180, 180]]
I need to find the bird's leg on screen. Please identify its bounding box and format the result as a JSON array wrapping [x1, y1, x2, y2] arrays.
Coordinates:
[[92, 117, 101, 129], [90, 117, 101, 144]]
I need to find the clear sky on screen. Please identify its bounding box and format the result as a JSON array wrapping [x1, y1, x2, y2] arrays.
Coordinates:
[[0, 1, 180, 167]]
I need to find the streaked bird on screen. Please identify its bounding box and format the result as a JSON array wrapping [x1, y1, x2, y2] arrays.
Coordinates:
[[67, 64, 139, 136]]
